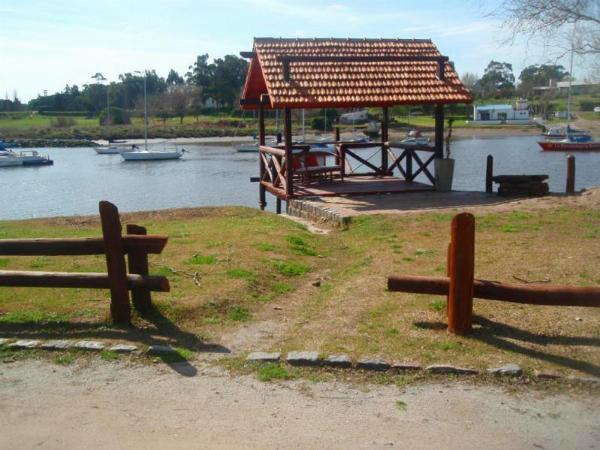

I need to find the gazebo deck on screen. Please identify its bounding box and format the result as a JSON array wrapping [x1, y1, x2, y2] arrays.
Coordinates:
[[293, 176, 434, 197]]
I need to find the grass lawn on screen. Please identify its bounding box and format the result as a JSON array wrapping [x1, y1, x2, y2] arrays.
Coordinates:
[[0, 205, 599, 377]]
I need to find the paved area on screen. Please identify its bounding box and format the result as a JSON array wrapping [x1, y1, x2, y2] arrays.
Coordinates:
[[1, 359, 598, 450]]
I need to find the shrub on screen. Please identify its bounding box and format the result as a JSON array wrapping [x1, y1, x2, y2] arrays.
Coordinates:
[[50, 117, 77, 128], [99, 107, 131, 125], [579, 100, 596, 112]]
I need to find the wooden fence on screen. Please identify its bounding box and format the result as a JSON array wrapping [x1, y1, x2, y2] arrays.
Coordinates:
[[388, 212, 600, 334], [0, 201, 170, 325]]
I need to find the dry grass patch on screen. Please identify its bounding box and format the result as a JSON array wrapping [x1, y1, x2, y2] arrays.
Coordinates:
[[0, 205, 598, 378]]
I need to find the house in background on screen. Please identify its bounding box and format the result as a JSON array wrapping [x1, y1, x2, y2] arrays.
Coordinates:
[[471, 99, 531, 124]]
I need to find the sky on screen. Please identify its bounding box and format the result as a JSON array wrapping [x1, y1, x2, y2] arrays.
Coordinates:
[[0, 0, 588, 102]]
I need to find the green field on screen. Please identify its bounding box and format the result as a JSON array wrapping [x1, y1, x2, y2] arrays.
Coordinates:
[[0, 205, 598, 377]]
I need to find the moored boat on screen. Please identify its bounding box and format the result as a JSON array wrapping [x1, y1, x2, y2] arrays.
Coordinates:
[[538, 139, 600, 152], [121, 148, 185, 161], [94, 146, 126, 154]]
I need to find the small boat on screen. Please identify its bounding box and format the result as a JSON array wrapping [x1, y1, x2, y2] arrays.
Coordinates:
[[121, 148, 185, 161], [235, 142, 260, 153], [94, 146, 126, 155], [17, 150, 53, 165], [543, 126, 591, 140], [538, 45, 599, 152], [0, 142, 52, 166], [400, 130, 430, 146], [538, 136, 600, 152]]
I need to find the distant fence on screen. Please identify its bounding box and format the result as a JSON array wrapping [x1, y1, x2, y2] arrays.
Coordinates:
[[0, 201, 170, 325], [388, 212, 600, 334]]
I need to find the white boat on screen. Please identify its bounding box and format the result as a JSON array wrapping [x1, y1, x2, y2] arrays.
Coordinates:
[[94, 145, 126, 154], [399, 130, 430, 146], [121, 149, 185, 161], [17, 150, 53, 165], [0, 142, 52, 166], [0, 154, 22, 167]]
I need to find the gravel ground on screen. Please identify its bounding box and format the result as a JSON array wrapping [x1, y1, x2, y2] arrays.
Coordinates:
[[0, 359, 598, 450]]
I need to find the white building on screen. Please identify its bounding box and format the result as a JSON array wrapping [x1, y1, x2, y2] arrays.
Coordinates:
[[472, 99, 530, 124]]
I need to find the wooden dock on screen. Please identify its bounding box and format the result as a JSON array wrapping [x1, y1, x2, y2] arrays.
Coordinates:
[[293, 176, 434, 197]]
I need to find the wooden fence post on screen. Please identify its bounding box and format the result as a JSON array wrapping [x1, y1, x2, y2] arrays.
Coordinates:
[[447, 213, 475, 334], [126, 224, 152, 313], [99, 201, 131, 325], [566, 155, 575, 194], [485, 155, 493, 193]]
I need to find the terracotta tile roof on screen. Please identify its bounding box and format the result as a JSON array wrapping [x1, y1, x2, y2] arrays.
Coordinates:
[[241, 38, 472, 109]]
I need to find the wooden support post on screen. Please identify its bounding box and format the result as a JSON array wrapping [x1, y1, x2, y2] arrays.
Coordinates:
[[284, 108, 293, 197], [566, 155, 575, 194], [276, 198, 282, 214], [335, 125, 340, 142], [381, 107, 389, 175], [486, 155, 494, 193], [126, 224, 152, 313], [447, 213, 475, 334], [258, 106, 266, 210], [406, 150, 413, 181], [99, 201, 131, 325], [434, 104, 444, 160]]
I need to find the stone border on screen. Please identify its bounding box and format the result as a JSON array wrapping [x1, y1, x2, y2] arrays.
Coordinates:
[[0, 337, 150, 355], [287, 199, 351, 228], [245, 351, 600, 384]]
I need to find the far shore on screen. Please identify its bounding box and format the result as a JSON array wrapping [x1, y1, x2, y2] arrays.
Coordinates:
[[5, 125, 545, 148]]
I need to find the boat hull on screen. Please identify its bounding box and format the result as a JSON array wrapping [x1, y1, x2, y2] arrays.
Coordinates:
[[538, 141, 600, 152], [121, 151, 183, 161], [95, 146, 124, 155]]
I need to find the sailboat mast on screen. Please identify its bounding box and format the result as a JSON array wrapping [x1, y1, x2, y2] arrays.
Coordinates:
[[566, 42, 574, 130], [143, 73, 148, 150]]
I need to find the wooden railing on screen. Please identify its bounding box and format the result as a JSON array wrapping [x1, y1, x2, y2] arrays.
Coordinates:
[[388, 212, 600, 334], [0, 201, 170, 325], [387, 142, 436, 185]]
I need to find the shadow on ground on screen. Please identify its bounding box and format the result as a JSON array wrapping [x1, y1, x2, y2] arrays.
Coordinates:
[[0, 306, 230, 377], [414, 315, 600, 377]]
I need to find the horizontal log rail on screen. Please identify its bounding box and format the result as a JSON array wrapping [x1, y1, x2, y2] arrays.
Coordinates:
[[387, 212, 599, 335], [0, 201, 170, 325], [388, 275, 600, 307], [0, 235, 168, 256], [0, 270, 170, 292]]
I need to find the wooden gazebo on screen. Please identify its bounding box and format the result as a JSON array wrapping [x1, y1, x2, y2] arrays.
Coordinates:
[[240, 38, 472, 211]]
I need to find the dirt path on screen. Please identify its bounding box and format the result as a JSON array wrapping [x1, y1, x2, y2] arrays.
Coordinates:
[[1, 359, 598, 450]]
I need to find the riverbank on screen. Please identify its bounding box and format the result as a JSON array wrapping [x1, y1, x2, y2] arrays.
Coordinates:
[[1, 193, 598, 378]]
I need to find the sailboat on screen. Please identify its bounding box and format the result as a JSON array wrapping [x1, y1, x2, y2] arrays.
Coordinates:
[[121, 73, 186, 161], [538, 45, 599, 151]]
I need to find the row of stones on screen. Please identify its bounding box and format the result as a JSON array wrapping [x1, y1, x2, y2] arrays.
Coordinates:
[[0, 338, 178, 356], [248, 351, 545, 378]]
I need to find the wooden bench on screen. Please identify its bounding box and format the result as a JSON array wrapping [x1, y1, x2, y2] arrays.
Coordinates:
[[0, 201, 169, 325], [492, 175, 549, 197]]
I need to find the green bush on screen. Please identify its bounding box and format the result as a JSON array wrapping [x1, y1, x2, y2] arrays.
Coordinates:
[[50, 117, 77, 128], [579, 100, 597, 112], [99, 107, 131, 125]]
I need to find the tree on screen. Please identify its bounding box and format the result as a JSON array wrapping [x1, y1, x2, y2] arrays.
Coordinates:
[[165, 85, 192, 124], [166, 69, 184, 86], [518, 64, 569, 96], [460, 72, 480, 91], [186, 54, 214, 101], [474, 61, 515, 98], [495, 0, 600, 57], [210, 55, 248, 107]]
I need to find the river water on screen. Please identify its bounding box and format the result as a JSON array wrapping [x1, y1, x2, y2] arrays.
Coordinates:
[[0, 135, 598, 220]]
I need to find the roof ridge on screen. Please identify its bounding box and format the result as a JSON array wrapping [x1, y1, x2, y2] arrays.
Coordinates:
[[253, 37, 433, 43]]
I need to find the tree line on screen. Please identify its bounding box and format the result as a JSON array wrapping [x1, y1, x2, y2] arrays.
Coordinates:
[[1, 54, 249, 123], [461, 61, 571, 99]]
